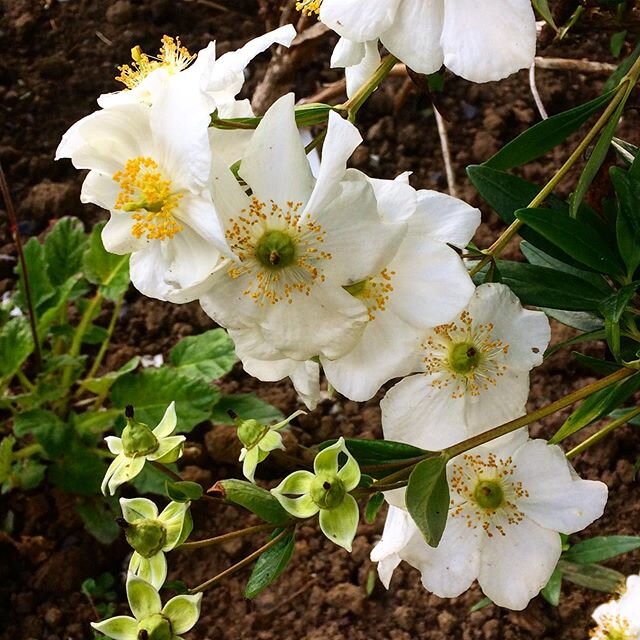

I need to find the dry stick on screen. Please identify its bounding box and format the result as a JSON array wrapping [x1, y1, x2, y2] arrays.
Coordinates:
[[179, 523, 275, 550], [0, 161, 41, 369], [434, 108, 458, 198], [529, 63, 549, 120], [190, 526, 293, 594]]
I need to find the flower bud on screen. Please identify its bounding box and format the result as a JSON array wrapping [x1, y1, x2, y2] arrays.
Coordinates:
[[137, 613, 172, 640], [125, 519, 167, 558], [236, 418, 267, 449]]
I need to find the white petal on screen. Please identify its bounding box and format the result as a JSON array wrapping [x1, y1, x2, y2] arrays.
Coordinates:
[[102, 212, 146, 255], [120, 497, 159, 522], [380, 0, 444, 74], [442, 0, 536, 82], [153, 401, 177, 438], [239, 93, 315, 206], [322, 309, 423, 401], [289, 360, 321, 411], [478, 518, 561, 610], [105, 436, 123, 455], [321, 0, 401, 42], [368, 174, 417, 224], [330, 37, 367, 68], [345, 40, 382, 99], [370, 506, 415, 588], [412, 190, 481, 249], [80, 171, 119, 211], [176, 192, 229, 256], [512, 440, 608, 533]]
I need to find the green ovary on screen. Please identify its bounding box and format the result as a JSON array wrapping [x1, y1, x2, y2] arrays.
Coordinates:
[[255, 230, 297, 269], [473, 480, 505, 510], [310, 475, 346, 510], [137, 613, 172, 640], [125, 519, 167, 558], [122, 422, 159, 457], [448, 341, 482, 375]]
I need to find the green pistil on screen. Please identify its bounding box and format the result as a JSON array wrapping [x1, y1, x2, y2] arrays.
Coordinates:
[[122, 421, 159, 457], [448, 341, 482, 375], [137, 614, 172, 640], [343, 279, 369, 298], [125, 519, 167, 558], [255, 230, 297, 269], [310, 475, 346, 510], [473, 480, 505, 510]]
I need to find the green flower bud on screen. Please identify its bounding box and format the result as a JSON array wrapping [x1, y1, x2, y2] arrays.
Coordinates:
[[236, 418, 268, 449], [310, 474, 346, 510], [255, 230, 297, 269], [125, 519, 167, 558], [137, 613, 172, 640], [122, 419, 159, 457], [448, 341, 482, 375]]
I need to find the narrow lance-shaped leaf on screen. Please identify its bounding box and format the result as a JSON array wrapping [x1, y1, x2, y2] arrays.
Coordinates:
[[611, 167, 640, 276], [563, 536, 640, 564], [215, 479, 291, 525], [244, 528, 295, 599]]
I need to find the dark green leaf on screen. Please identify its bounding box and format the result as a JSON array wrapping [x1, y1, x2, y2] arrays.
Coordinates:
[[365, 492, 385, 524], [516, 208, 625, 276], [110, 368, 219, 433], [0, 317, 34, 378], [16, 238, 56, 311], [169, 329, 237, 381], [82, 357, 140, 396], [13, 458, 46, 490], [210, 394, 284, 425], [13, 409, 70, 458], [131, 462, 179, 496], [76, 499, 120, 545], [550, 372, 640, 443], [483, 91, 615, 171], [563, 536, 640, 564], [0, 436, 15, 484], [215, 479, 290, 525], [44, 217, 87, 286], [540, 309, 604, 332], [83, 224, 130, 301], [405, 456, 449, 547], [610, 30, 628, 57], [572, 352, 622, 375], [541, 566, 563, 606], [612, 167, 640, 276], [165, 480, 204, 502], [49, 444, 106, 495], [532, 0, 557, 29], [599, 285, 638, 324], [244, 528, 295, 599], [319, 438, 427, 468], [558, 560, 624, 593], [603, 42, 640, 93]]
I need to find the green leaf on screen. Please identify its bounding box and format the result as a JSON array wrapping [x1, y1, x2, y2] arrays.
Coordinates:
[[13, 458, 46, 490], [131, 462, 179, 496], [603, 42, 640, 94], [365, 492, 385, 524], [0, 436, 15, 484], [483, 91, 615, 171], [539, 309, 603, 332], [610, 30, 628, 57], [13, 409, 70, 458], [49, 444, 107, 495], [76, 499, 121, 545], [558, 560, 624, 594], [165, 480, 204, 503], [169, 329, 237, 381], [572, 352, 622, 376], [563, 536, 640, 564], [44, 217, 87, 286], [612, 167, 640, 276], [0, 317, 34, 378], [37, 275, 82, 338], [83, 224, 130, 301], [479, 261, 606, 312], [319, 438, 426, 468], [469, 597, 493, 613], [405, 456, 449, 548], [210, 394, 284, 425], [215, 479, 291, 525], [599, 285, 638, 324], [244, 528, 295, 599], [532, 0, 557, 29], [570, 95, 627, 218], [541, 566, 563, 606], [82, 357, 140, 396], [110, 368, 219, 433], [16, 237, 56, 311], [550, 372, 640, 443], [516, 208, 625, 276], [71, 409, 122, 436]]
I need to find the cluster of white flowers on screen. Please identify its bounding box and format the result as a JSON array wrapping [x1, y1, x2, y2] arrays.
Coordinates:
[[591, 574, 640, 640], [60, 8, 611, 618]]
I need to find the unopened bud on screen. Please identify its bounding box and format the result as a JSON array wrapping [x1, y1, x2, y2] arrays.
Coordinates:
[[125, 519, 167, 558]]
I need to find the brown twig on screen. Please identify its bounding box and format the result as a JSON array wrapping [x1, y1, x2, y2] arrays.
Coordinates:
[[179, 523, 275, 550], [0, 161, 41, 369]]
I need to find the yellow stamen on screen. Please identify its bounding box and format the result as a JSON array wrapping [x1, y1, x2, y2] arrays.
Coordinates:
[[116, 35, 196, 89], [296, 0, 322, 15], [113, 157, 183, 241], [344, 269, 396, 321]]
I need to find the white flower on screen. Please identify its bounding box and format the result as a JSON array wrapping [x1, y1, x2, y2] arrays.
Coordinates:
[[331, 37, 381, 99], [381, 283, 551, 450], [56, 96, 228, 303], [120, 497, 193, 589], [91, 574, 202, 640], [371, 431, 608, 610], [321, 178, 480, 401], [317, 0, 536, 88], [200, 93, 405, 361], [102, 403, 185, 496], [592, 575, 640, 640]]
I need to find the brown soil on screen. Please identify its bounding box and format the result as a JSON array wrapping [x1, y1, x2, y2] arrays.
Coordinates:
[[1, 1, 640, 639]]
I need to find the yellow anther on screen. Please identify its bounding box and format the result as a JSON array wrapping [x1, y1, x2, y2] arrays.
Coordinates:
[[113, 157, 183, 241], [296, 0, 322, 15], [116, 35, 196, 89]]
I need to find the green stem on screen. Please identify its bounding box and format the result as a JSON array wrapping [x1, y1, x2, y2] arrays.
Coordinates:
[[566, 405, 640, 459], [150, 460, 182, 483], [179, 523, 275, 551], [469, 54, 640, 277], [15, 369, 35, 393], [444, 367, 634, 459], [13, 443, 42, 459], [189, 526, 293, 594], [342, 55, 398, 122], [84, 297, 123, 384]]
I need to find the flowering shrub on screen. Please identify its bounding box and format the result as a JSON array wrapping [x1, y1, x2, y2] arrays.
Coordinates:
[[4, 1, 640, 636]]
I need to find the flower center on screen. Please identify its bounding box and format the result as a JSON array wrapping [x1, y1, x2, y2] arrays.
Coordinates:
[[423, 310, 509, 399], [592, 614, 633, 640], [344, 268, 396, 320], [113, 157, 183, 241], [473, 480, 505, 510], [255, 230, 297, 269], [116, 35, 196, 89], [225, 197, 332, 306], [449, 452, 529, 537], [296, 0, 322, 15], [137, 614, 173, 640], [125, 518, 167, 558], [121, 421, 159, 458], [310, 475, 346, 510]]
